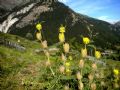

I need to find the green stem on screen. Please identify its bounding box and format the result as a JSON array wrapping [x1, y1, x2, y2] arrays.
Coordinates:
[[85, 44, 86, 49], [49, 66, 55, 77], [80, 68, 83, 83], [47, 55, 55, 77], [50, 75, 61, 89], [64, 53, 67, 65]]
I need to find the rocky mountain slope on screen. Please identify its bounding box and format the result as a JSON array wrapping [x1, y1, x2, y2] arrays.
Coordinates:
[[114, 21, 120, 35], [0, 0, 120, 49]]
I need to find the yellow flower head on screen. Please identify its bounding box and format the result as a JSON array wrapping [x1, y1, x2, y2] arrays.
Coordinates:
[[36, 32, 42, 41], [83, 37, 90, 44], [59, 33, 65, 42], [59, 25, 65, 33], [66, 69, 71, 73], [113, 69, 119, 75], [36, 23, 42, 31], [65, 62, 70, 67], [95, 51, 101, 59]]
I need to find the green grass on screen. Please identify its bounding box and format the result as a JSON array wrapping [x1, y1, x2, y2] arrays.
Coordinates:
[[0, 33, 120, 90], [0, 33, 47, 90]]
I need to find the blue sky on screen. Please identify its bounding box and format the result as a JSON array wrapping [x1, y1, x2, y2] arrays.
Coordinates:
[[58, 0, 120, 23]]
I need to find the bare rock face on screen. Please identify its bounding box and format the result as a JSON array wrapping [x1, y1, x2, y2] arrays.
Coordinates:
[[16, 4, 52, 28], [0, 0, 30, 10], [0, 0, 58, 22], [0, 3, 36, 33], [0, 0, 33, 22], [0, 0, 57, 32], [0, 0, 58, 10]]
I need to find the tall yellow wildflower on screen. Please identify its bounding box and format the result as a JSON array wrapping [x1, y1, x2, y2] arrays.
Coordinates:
[[36, 23, 42, 31], [59, 25, 65, 33], [83, 37, 90, 45], [113, 69, 119, 76], [95, 51, 101, 59], [59, 33, 65, 42], [65, 62, 70, 67]]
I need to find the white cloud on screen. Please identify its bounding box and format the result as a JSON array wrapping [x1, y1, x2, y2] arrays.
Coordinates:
[[98, 16, 108, 20], [58, 0, 69, 3], [97, 16, 117, 23]]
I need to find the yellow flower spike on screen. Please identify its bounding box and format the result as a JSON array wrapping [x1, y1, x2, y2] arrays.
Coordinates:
[[59, 65, 65, 74], [78, 82, 84, 90], [81, 48, 87, 58], [69, 56, 72, 60], [114, 83, 119, 88], [92, 63, 97, 70], [91, 83, 96, 90], [65, 62, 70, 67], [95, 51, 101, 59], [59, 25, 65, 33], [88, 73, 94, 81], [42, 40, 48, 48], [36, 32, 42, 41], [76, 72, 82, 80], [79, 59, 84, 68], [61, 53, 66, 61], [64, 85, 69, 90], [59, 33, 65, 43], [66, 69, 71, 74], [83, 37, 90, 45], [63, 43, 70, 53], [36, 23, 42, 31], [113, 69, 119, 76]]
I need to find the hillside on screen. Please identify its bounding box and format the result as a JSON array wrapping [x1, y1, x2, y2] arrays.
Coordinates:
[[114, 21, 120, 36]]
